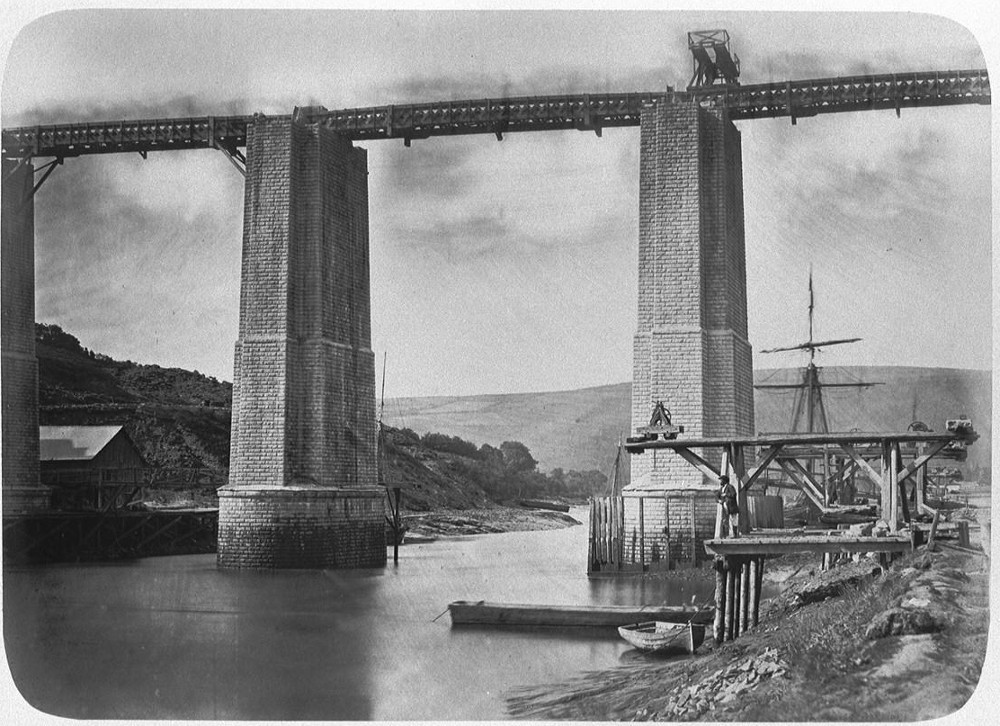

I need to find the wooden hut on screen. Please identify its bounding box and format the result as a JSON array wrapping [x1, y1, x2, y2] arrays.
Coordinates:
[[39, 426, 146, 510]]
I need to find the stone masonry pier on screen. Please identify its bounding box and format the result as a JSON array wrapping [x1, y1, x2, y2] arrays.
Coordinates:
[[626, 99, 754, 555], [217, 110, 384, 569], [1, 158, 49, 515], [6, 69, 981, 568]]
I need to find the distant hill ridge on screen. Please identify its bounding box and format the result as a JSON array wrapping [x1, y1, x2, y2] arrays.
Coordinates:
[[35, 323, 990, 482], [386, 366, 991, 478]]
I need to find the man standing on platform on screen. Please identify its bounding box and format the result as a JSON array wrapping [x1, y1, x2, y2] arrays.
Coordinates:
[[717, 475, 739, 538]]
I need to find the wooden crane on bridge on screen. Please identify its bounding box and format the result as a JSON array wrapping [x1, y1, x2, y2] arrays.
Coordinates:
[[688, 29, 741, 88]]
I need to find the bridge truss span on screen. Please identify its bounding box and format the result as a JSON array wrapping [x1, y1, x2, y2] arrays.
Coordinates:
[[1, 68, 989, 161], [694, 68, 991, 122], [319, 91, 661, 142]]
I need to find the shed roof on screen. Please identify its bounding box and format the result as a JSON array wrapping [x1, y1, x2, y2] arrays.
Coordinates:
[[39, 425, 125, 462]]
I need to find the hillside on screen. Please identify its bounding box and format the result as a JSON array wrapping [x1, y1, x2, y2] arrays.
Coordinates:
[[36, 324, 233, 473], [34, 324, 599, 509], [386, 366, 991, 479], [35, 323, 991, 488]]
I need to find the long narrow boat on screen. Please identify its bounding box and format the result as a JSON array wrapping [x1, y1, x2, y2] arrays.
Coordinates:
[[617, 621, 706, 655], [447, 601, 713, 628]]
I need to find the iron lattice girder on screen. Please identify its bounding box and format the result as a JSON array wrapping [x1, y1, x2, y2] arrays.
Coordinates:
[[691, 68, 992, 120], [1, 68, 989, 160], [1, 115, 252, 160]]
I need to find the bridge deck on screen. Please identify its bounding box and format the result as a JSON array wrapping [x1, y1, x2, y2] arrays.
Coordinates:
[[2, 68, 989, 160], [624, 428, 974, 453]]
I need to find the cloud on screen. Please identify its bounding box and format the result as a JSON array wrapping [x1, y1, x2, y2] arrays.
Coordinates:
[[372, 140, 482, 201], [3, 95, 254, 127]]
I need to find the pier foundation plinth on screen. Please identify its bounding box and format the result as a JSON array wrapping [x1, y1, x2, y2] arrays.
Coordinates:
[[217, 486, 384, 568]]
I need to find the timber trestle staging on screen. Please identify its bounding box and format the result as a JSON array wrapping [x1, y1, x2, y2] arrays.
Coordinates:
[[626, 423, 977, 643]]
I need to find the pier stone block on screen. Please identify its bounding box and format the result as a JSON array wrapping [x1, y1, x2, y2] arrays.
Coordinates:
[[2, 158, 49, 514], [218, 110, 384, 569], [628, 98, 754, 550]]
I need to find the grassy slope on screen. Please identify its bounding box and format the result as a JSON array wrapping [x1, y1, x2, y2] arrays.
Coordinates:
[[37, 328, 233, 472]]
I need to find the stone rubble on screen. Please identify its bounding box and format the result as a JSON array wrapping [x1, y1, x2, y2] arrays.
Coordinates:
[[864, 556, 967, 639], [640, 646, 788, 721]]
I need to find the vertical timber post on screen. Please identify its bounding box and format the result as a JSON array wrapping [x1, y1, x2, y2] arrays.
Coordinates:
[[753, 556, 764, 626], [713, 556, 726, 643], [638, 496, 645, 570], [725, 557, 737, 640], [880, 442, 893, 527], [739, 557, 750, 634]]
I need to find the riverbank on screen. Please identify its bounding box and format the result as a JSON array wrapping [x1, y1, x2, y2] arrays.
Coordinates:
[[401, 504, 582, 538], [506, 516, 990, 721]]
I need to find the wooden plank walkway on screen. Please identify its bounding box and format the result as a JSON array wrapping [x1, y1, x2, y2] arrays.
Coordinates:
[[704, 534, 912, 556]]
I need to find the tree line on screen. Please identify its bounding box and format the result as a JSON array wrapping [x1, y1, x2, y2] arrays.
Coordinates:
[[385, 427, 607, 501]]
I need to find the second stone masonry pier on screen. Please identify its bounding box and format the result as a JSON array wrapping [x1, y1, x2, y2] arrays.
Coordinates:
[[218, 110, 384, 569], [626, 98, 754, 560]]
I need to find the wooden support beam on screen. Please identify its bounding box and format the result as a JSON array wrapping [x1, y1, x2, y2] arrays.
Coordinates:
[[880, 443, 893, 527], [732, 445, 751, 535], [777, 459, 826, 510], [674, 447, 721, 481], [714, 558, 726, 643], [725, 561, 736, 641], [896, 440, 951, 485], [663, 504, 670, 571], [783, 457, 829, 502], [689, 496, 697, 566], [894, 442, 911, 524], [740, 558, 750, 635], [731, 559, 740, 637], [752, 557, 764, 627], [704, 535, 912, 556], [889, 442, 902, 531], [841, 443, 884, 488], [915, 451, 926, 512], [639, 496, 645, 569], [926, 510, 941, 552], [826, 458, 857, 487], [746, 444, 782, 489]]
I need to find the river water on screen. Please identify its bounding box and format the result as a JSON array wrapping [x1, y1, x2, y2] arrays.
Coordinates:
[[3, 509, 716, 720]]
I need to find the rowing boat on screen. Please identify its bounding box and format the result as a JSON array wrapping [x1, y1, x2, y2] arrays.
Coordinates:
[[447, 601, 712, 628], [617, 621, 706, 654]]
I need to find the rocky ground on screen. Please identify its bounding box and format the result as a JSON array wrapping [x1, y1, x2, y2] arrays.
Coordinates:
[[505, 490, 992, 722]]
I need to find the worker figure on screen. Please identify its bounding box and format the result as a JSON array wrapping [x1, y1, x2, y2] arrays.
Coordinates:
[[717, 475, 740, 538]]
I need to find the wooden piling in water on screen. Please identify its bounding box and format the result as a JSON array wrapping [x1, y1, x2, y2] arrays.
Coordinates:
[[752, 556, 764, 627], [740, 557, 750, 635], [725, 560, 737, 641], [715, 554, 769, 642], [713, 557, 726, 643]]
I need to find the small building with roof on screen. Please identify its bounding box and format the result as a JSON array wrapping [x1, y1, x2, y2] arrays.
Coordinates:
[[39, 425, 146, 509]]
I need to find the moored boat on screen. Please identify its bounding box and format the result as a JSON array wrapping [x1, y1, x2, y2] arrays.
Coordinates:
[[448, 601, 713, 628], [518, 499, 571, 513], [617, 621, 706, 655]]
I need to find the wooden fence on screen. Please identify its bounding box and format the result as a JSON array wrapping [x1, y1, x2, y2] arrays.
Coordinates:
[[747, 494, 784, 529], [588, 495, 671, 575]]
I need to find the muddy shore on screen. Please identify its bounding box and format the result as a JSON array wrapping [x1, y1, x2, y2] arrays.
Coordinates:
[[400, 504, 582, 539], [501, 497, 991, 722]]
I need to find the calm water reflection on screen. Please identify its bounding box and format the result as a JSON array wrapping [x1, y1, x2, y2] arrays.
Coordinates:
[[3, 509, 715, 720]]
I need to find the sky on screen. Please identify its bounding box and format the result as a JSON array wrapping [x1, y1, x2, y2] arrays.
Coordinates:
[[1, 2, 995, 398]]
